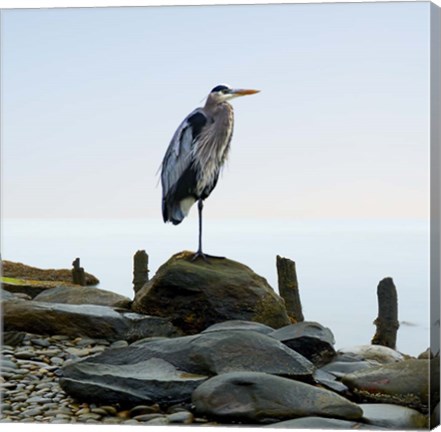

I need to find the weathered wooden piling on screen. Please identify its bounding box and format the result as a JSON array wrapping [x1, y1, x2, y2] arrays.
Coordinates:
[[72, 258, 86, 286], [371, 277, 399, 349], [276, 255, 304, 323], [133, 250, 149, 293]]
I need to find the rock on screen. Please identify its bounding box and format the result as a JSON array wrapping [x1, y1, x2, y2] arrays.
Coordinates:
[[202, 320, 275, 335], [265, 416, 387, 429], [338, 345, 404, 364], [34, 285, 131, 309], [359, 403, 428, 429], [2, 331, 26, 347], [68, 330, 314, 378], [192, 371, 363, 423], [168, 410, 194, 424], [342, 358, 439, 412], [269, 321, 336, 366], [60, 357, 208, 406], [2, 260, 99, 285], [3, 300, 181, 342], [321, 360, 380, 378], [132, 251, 290, 334], [313, 369, 349, 394], [1, 277, 79, 298]]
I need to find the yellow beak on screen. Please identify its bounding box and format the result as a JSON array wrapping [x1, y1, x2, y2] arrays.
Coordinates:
[[231, 89, 260, 96]]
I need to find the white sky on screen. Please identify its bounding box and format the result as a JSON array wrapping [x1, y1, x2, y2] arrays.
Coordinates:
[[1, 1, 432, 220]]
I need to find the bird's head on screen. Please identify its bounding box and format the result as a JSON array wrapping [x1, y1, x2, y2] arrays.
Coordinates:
[[207, 84, 260, 104]]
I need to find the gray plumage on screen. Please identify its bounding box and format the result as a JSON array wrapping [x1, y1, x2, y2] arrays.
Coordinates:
[[160, 84, 259, 259]]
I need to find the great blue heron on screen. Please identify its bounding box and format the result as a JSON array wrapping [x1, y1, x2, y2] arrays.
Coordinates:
[[161, 84, 260, 260]]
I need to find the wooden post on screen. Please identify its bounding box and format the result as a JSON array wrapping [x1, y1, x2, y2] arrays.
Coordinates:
[[371, 277, 399, 349], [72, 258, 86, 286], [133, 250, 149, 293], [276, 255, 304, 323]]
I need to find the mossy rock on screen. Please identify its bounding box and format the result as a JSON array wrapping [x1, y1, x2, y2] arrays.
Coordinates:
[[132, 251, 290, 334]]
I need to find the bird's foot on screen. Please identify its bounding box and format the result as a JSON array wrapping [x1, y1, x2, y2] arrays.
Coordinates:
[[191, 251, 225, 262]]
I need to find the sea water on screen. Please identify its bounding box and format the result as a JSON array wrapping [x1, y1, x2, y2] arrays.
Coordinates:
[[1, 218, 430, 356]]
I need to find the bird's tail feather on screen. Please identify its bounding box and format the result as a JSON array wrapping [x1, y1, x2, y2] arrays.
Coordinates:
[[163, 197, 196, 225]]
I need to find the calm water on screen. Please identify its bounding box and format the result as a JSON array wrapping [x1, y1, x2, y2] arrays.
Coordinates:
[[1, 218, 430, 356]]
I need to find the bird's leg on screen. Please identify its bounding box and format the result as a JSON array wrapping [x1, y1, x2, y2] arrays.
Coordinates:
[[192, 198, 224, 261]]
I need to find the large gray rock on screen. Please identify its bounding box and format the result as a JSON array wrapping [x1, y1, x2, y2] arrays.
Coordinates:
[[60, 357, 207, 406], [192, 371, 363, 423], [359, 403, 428, 429], [342, 358, 439, 412], [63, 330, 314, 378], [265, 417, 387, 429], [61, 330, 314, 406], [270, 321, 336, 366], [131, 251, 290, 334], [34, 285, 131, 309], [2, 300, 180, 342]]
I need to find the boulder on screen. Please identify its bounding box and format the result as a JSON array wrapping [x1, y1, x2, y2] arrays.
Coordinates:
[[34, 285, 131, 309], [60, 357, 207, 406], [131, 251, 290, 334], [342, 358, 439, 412], [62, 330, 314, 379], [192, 371, 363, 423], [265, 416, 387, 429], [270, 321, 336, 366], [359, 403, 428, 429], [2, 300, 180, 342]]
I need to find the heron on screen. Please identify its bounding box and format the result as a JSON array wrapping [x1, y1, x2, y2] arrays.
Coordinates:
[[160, 84, 260, 260]]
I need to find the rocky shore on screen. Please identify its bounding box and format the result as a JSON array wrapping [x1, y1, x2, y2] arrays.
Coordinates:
[[1, 253, 440, 429]]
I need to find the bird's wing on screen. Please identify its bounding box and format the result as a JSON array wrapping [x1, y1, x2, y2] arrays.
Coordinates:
[[161, 108, 207, 200]]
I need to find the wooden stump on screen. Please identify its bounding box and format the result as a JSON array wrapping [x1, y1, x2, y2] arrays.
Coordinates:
[[133, 250, 149, 293], [371, 277, 399, 349], [276, 255, 304, 323], [71, 258, 86, 286]]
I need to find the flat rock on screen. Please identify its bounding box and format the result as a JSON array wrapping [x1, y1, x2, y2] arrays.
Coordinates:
[[34, 285, 131, 309], [132, 251, 290, 334], [192, 371, 363, 423], [60, 357, 207, 406], [265, 416, 387, 429], [338, 345, 405, 364], [62, 330, 314, 379], [202, 320, 275, 335], [359, 403, 428, 429], [270, 321, 336, 366], [321, 360, 380, 378], [342, 358, 439, 412], [3, 300, 180, 342]]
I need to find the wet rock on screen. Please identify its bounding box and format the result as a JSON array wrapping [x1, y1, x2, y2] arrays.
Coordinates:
[[313, 369, 349, 394], [192, 371, 363, 423], [66, 330, 314, 379], [61, 357, 207, 406], [132, 251, 290, 334], [3, 300, 180, 342], [34, 285, 131, 309], [269, 321, 336, 366], [360, 403, 428, 429], [342, 358, 439, 412], [202, 320, 275, 335], [338, 345, 404, 364], [265, 416, 387, 429]]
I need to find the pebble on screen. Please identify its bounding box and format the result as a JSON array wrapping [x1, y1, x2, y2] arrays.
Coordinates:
[[129, 404, 161, 417], [168, 410, 194, 424], [110, 340, 129, 349]]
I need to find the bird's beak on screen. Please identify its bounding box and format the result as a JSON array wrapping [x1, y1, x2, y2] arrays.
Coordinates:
[[230, 89, 260, 97]]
